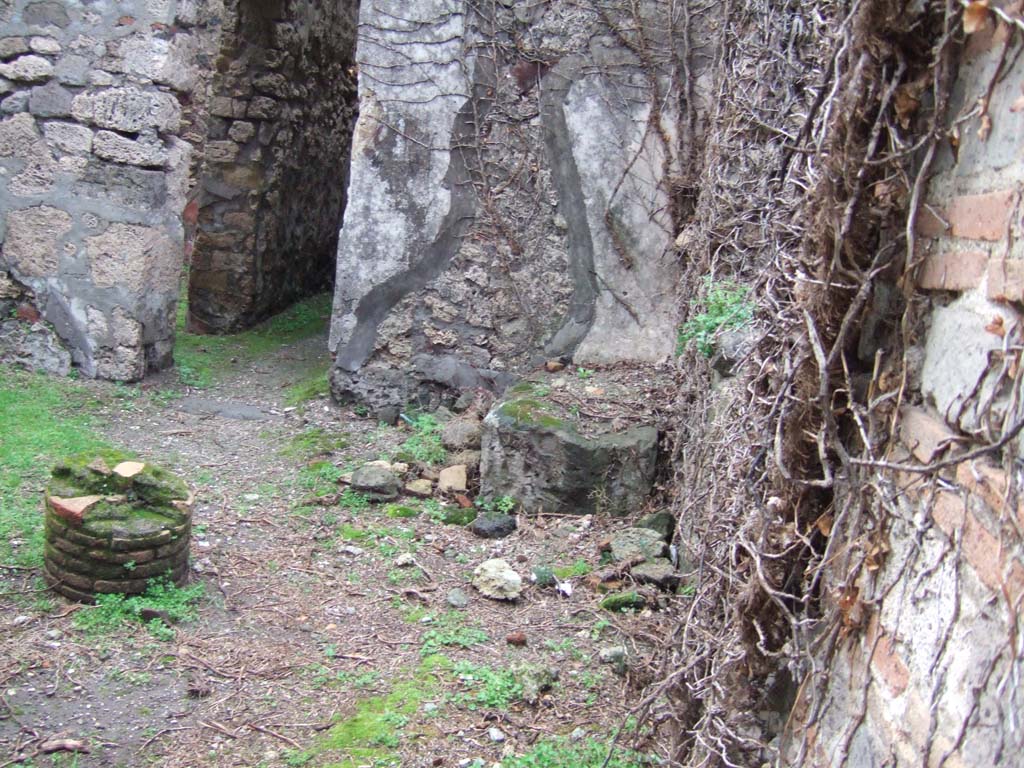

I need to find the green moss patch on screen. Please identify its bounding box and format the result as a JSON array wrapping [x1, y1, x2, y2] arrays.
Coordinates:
[[291, 656, 449, 767], [175, 292, 333, 388], [496, 398, 567, 430], [48, 450, 190, 539]]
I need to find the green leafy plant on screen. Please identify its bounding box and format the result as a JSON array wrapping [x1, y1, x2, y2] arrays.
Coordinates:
[[677, 279, 753, 357], [73, 575, 204, 640], [398, 414, 446, 466], [576, 367, 595, 380], [420, 612, 489, 656], [452, 662, 522, 710], [474, 495, 518, 514], [503, 737, 654, 767]]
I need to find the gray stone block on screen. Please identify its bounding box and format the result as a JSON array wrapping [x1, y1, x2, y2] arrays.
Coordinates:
[[0, 55, 53, 83], [0, 37, 29, 60], [22, 1, 71, 28], [0, 90, 28, 113], [28, 81, 73, 117]]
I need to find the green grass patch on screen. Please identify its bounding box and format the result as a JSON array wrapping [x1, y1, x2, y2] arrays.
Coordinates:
[[297, 461, 343, 497], [289, 656, 449, 767], [174, 292, 333, 388], [73, 575, 204, 641], [281, 427, 349, 460], [552, 558, 593, 580], [420, 611, 488, 656], [284, 359, 332, 406], [502, 736, 655, 768], [0, 367, 106, 568]]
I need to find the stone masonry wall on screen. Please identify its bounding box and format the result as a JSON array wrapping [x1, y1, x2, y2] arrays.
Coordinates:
[[801, 17, 1024, 767], [330, 0, 688, 415], [0, 0, 216, 379], [187, 0, 357, 333]]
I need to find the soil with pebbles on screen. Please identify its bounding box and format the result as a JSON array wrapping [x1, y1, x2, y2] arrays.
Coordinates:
[[0, 331, 683, 768]]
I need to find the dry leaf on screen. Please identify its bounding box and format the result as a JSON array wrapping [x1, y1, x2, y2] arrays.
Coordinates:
[[48, 494, 104, 523], [894, 87, 921, 129], [838, 585, 865, 632], [963, 0, 990, 34], [815, 513, 834, 537], [985, 315, 1006, 337], [113, 460, 146, 478]]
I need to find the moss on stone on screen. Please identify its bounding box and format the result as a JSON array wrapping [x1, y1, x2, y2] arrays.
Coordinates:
[[46, 450, 191, 539], [600, 591, 646, 612], [496, 398, 567, 430]]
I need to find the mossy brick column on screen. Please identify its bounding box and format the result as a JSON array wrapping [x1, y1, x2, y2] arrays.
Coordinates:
[[42, 450, 193, 603]]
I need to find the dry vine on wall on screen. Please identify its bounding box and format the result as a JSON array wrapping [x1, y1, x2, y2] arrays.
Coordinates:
[[638, 0, 1022, 765]]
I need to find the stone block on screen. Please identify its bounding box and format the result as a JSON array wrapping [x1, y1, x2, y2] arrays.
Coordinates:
[[54, 53, 90, 85], [28, 80, 73, 117], [28, 36, 61, 54], [253, 72, 289, 98], [71, 87, 181, 132], [921, 288, 1021, 434], [0, 77, 12, 95], [0, 90, 28, 113], [204, 139, 239, 163], [74, 160, 167, 210], [42, 120, 92, 154], [1, 204, 72, 278], [0, 55, 54, 82], [93, 129, 168, 167], [22, 1, 71, 28], [227, 120, 255, 143], [86, 222, 177, 295], [480, 388, 658, 516], [0, 37, 29, 59], [247, 96, 278, 118]]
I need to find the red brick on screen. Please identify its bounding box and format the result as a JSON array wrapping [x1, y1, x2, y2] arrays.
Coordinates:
[[956, 460, 1023, 529], [948, 190, 1016, 241], [931, 489, 1024, 608], [899, 406, 962, 463], [917, 249, 988, 291], [867, 615, 910, 696], [987, 259, 1024, 303], [930, 489, 965, 537], [915, 205, 949, 238]]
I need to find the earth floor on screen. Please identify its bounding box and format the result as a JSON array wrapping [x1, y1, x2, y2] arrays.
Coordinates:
[[0, 309, 684, 768]]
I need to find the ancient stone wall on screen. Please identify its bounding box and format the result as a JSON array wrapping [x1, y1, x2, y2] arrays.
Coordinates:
[[0, 0, 218, 379], [800, 20, 1024, 767], [188, 0, 357, 333], [329, 0, 688, 415]]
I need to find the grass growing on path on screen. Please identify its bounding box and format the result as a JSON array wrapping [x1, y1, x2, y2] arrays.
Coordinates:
[[0, 366, 106, 568], [175, 292, 333, 388]]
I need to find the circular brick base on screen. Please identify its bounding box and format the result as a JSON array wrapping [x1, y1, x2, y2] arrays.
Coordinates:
[[42, 451, 193, 602]]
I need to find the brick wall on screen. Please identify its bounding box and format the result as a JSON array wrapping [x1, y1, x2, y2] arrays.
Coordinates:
[[797, 11, 1024, 765], [187, 0, 358, 333]]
